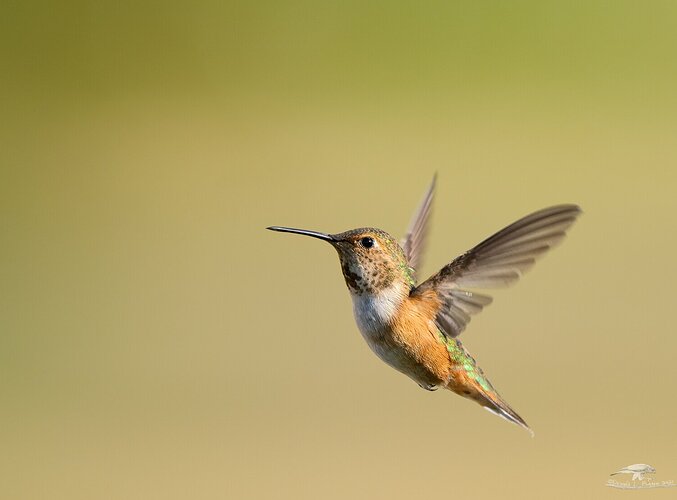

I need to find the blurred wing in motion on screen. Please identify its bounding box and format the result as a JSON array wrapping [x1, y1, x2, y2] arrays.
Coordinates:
[[414, 204, 582, 339], [401, 174, 436, 283]]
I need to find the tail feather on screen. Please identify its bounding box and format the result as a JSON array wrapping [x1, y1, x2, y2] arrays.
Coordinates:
[[446, 373, 533, 436], [479, 391, 533, 437], [443, 336, 532, 435]]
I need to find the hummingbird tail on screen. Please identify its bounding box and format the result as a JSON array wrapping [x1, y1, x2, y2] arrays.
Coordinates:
[[479, 391, 534, 437], [443, 338, 532, 435], [447, 376, 533, 436]]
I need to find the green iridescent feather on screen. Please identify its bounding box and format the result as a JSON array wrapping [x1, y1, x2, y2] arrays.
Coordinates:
[[437, 331, 495, 393]]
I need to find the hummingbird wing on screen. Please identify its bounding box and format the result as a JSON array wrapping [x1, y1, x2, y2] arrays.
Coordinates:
[[414, 204, 581, 339], [401, 174, 436, 282]]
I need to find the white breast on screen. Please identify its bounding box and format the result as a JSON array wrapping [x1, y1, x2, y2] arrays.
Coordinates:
[[350, 284, 412, 371], [350, 285, 405, 336]]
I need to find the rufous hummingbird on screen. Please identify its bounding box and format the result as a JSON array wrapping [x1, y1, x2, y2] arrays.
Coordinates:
[[267, 176, 580, 435]]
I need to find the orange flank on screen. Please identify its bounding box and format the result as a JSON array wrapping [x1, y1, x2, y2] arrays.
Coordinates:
[[389, 289, 450, 386]]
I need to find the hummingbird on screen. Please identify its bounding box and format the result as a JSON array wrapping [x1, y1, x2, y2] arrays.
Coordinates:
[[267, 176, 580, 435]]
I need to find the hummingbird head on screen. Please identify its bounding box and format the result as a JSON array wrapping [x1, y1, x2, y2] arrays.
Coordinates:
[[266, 226, 415, 295]]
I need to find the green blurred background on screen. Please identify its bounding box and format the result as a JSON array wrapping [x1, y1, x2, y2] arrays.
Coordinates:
[[2, 1, 677, 498]]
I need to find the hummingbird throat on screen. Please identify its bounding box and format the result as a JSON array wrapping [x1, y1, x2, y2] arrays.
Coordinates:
[[339, 259, 397, 295]]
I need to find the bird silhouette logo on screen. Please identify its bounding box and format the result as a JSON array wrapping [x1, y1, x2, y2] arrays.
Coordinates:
[[610, 464, 656, 481]]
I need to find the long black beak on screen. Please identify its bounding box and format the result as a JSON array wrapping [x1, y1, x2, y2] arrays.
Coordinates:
[[266, 226, 335, 242]]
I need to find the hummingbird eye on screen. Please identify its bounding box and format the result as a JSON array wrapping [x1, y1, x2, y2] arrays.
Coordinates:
[[360, 237, 374, 248]]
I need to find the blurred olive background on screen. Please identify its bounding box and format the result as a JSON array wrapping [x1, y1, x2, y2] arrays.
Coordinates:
[[2, 1, 677, 499]]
